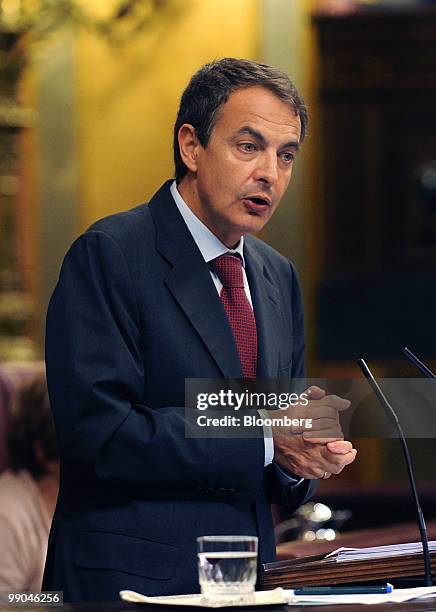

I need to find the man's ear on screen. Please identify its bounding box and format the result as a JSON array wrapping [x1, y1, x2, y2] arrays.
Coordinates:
[[178, 123, 201, 173]]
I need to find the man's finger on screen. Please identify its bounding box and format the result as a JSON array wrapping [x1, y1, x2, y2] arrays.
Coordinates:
[[306, 416, 342, 431], [322, 395, 351, 412], [306, 405, 342, 420], [327, 440, 355, 454], [322, 448, 357, 471], [302, 435, 344, 444], [306, 386, 326, 400]]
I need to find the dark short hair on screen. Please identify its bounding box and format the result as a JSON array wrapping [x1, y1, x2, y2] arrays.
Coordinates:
[[173, 57, 308, 183], [7, 372, 58, 480]]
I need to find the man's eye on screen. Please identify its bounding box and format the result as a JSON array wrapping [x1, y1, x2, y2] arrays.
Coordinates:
[[239, 143, 257, 152], [280, 152, 295, 163]]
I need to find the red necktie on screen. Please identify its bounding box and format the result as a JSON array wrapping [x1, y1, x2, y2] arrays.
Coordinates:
[[211, 254, 258, 378]]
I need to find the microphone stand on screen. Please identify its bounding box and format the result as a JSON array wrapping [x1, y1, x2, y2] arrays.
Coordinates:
[[403, 347, 436, 380], [357, 358, 432, 586]]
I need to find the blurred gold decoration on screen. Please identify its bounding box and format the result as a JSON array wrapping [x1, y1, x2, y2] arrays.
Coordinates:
[[0, 0, 171, 360]]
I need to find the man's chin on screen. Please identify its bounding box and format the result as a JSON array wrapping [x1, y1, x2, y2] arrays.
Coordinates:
[[219, 213, 271, 244], [239, 211, 270, 233], [231, 224, 268, 242]]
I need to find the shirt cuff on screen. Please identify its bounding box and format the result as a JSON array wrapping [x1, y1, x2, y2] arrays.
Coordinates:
[[258, 409, 274, 467], [273, 461, 305, 487]]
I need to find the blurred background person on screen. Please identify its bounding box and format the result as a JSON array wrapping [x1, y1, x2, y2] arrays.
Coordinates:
[[0, 372, 59, 591]]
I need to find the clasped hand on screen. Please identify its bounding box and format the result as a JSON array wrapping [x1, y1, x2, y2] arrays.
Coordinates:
[[269, 386, 357, 480]]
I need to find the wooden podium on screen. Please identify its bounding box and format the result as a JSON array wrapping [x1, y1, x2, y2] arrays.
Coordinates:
[[261, 528, 436, 590], [261, 521, 436, 589], [261, 549, 436, 590]]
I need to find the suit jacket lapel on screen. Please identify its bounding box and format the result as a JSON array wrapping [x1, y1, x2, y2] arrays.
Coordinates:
[[244, 240, 282, 378], [148, 182, 243, 378]]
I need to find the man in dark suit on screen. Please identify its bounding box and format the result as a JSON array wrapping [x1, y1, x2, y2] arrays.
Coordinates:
[[44, 58, 356, 602]]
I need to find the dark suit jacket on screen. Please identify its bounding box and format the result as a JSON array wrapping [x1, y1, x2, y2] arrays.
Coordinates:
[[43, 181, 316, 602]]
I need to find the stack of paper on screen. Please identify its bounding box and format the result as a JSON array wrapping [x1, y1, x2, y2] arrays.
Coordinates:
[[328, 541, 436, 562], [285, 586, 436, 606]]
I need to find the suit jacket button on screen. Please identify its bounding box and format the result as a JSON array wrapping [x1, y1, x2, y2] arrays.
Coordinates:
[[217, 487, 226, 496], [228, 488, 237, 496], [207, 487, 216, 494]]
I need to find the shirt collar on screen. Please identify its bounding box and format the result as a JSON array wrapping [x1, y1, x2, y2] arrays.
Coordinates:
[[170, 180, 245, 266]]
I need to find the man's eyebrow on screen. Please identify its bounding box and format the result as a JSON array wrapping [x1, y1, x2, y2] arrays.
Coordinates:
[[233, 125, 300, 150]]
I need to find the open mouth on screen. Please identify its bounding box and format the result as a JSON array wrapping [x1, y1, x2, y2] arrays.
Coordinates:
[[242, 196, 271, 215], [242, 196, 271, 209], [249, 196, 270, 205]]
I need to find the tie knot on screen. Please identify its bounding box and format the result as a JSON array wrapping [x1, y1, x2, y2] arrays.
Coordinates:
[[211, 253, 244, 288]]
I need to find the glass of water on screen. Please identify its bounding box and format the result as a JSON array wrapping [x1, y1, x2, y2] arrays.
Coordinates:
[[197, 535, 258, 604]]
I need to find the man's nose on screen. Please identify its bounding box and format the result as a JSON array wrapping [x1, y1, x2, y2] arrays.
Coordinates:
[[253, 151, 278, 185]]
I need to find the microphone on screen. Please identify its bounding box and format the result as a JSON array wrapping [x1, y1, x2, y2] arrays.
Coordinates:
[[402, 347, 436, 379], [357, 358, 432, 586]]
